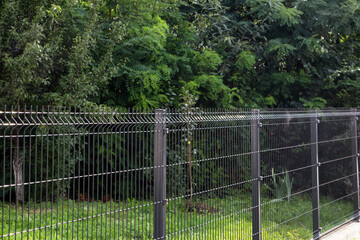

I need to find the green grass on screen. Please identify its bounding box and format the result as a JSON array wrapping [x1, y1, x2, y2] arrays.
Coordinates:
[[0, 194, 354, 239]]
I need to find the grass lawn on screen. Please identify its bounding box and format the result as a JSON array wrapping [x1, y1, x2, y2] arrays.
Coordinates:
[[0, 194, 354, 239]]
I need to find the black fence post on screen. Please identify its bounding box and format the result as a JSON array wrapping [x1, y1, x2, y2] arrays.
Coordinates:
[[251, 109, 261, 240], [351, 109, 360, 221], [154, 109, 167, 240], [311, 110, 321, 239]]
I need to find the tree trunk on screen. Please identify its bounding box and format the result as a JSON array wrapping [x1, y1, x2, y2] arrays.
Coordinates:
[[12, 128, 24, 204]]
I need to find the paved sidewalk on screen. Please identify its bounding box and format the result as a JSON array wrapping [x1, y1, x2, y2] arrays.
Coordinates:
[[322, 222, 360, 240]]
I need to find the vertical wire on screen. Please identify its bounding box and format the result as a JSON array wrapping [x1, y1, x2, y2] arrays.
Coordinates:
[[142, 109, 146, 239], [38, 107, 44, 239], [95, 107, 100, 239], [236, 115, 240, 239], [181, 109, 185, 240], [44, 106, 49, 239], [197, 112, 201, 240], [125, 109, 130, 238], [20, 106, 25, 240], [104, 109, 112, 239], [168, 109, 172, 239], [119, 109, 127, 240], [62, 106, 68, 238], [92, 108, 97, 239], [80, 107, 85, 240], [111, 108, 117, 240], [82, 107, 88, 239], [103, 109, 108, 239], [221, 109, 224, 239], [198, 113, 202, 240], [211, 110, 215, 239], [8, 106, 13, 240], [110, 108, 115, 239], [100, 107, 105, 238], [55, 106, 61, 240], [130, 109, 135, 239], [76, 108, 82, 239], [209, 110, 213, 239], [13, 106, 19, 240], [135, 109, 139, 240], [169, 109, 172, 239], [183, 109, 186, 240], [178, 111, 183, 240], [1, 106, 6, 239], [70, 107, 76, 240], [225, 112, 228, 240], [59, 107, 64, 238], [140, 109, 144, 239], [126, 109, 130, 238], [147, 109, 151, 239], [32, 106, 38, 239], [117, 108, 123, 240], [109, 108, 115, 239], [67, 106, 73, 238], [49, 106, 55, 238], [87, 107, 95, 240]]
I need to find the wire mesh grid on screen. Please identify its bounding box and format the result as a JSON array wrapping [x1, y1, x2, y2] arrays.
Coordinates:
[[0, 107, 359, 240]]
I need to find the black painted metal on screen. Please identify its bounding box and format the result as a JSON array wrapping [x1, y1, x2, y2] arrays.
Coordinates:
[[311, 110, 321, 239], [351, 110, 359, 222], [1, 107, 360, 239], [154, 109, 167, 240], [251, 109, 261, 240]]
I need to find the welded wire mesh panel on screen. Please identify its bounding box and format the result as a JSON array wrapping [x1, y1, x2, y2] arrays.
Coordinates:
[[165, 109, 253, 239], [317, 113, 356, 233], [1, 107, 359, 240], [0, 106, 155, 239], [260, 111, 313, 239]]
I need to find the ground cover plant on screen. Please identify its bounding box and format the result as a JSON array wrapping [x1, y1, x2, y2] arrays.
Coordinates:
[[0, 194, 353, 239]]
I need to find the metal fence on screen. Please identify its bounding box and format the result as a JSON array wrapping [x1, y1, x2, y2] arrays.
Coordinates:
[[0, 107, 359, 239]]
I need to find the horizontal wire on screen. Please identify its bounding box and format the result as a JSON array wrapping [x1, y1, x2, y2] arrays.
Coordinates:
[[0, 129, 156, 138], [316, 212, 358, 239], [261, 135, 355, 153], [164, 206, 253, 239], [321, 211, 356, 231], [263, 154, 356, 179], [320, 155, 355, 165], [260, 190, 359, 236], [261, 172, 358, 207], [167, 178, 254, 202], [166, 151, 253, 168], [261, 120, 312, 126], [2, 175, 357, 238], [0, 200, 161, 238], [262, 164, 316, 179]]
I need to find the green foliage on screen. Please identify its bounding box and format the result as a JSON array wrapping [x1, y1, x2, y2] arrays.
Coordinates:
[[0, 0, 118, 106], [1, 0, 360, 108], [264, 39, 296, 61], [300, 97, 327, 109], [235, 50, 256, 72], [269, 168, 294, 201], [246, 0, 303, 27], [0, 194, 354, 239]]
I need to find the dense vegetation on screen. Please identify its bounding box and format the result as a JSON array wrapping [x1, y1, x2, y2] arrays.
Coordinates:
[[1, 2, 359, 238], [1, 0, 360, 108], [0, 195, 354, 239]]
